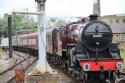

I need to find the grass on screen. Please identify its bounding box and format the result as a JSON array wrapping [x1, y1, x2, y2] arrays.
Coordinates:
[[0, 48, 3, 59], [0, 48, 6, 72], [0, 47, 8, 59], [120, 47, 125, 68]]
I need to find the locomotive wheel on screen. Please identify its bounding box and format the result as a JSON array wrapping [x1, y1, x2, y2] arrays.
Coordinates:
[[83, 73, 88, 83], [83, 78, 103, 83], [83, 80, 87, 83], [59, 57, 63, 68], [68, 68, 72, 75], [58, 56, 61, 66], [55, 55, 57, 64], [52, 54, 55, 63], [55, 55, 59, 65], [57, 56, 61, 66], [106, 79, 115, 83], [55, 55, 58, 64], [67, 47, 76, 75], [67, 47, 76, 67]]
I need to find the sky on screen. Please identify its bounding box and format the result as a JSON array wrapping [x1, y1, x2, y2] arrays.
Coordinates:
[[0, 0, 125, 17]]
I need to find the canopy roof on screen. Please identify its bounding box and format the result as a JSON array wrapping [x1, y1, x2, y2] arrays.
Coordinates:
[[111, 24, 125, 34]]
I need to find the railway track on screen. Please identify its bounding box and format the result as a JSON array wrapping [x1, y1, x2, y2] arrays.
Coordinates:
[[49, 61, 82, 83], [1, 51, 124, 83], [0, 52, 38, 83]]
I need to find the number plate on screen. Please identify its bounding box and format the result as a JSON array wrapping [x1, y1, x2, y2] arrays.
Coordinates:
[[93, 35, 102, 37]]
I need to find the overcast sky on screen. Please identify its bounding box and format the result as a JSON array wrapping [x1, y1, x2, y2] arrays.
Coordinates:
[[0, 0, 125, 17]]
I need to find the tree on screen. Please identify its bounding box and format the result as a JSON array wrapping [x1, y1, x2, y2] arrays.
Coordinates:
[[50, 18, 56, 23], [55, 19, 66, 28], [0, 14, 38, 37], [0, 17, 8, 37], [22, 23, 37, 32], [14, 14, 37, 32]]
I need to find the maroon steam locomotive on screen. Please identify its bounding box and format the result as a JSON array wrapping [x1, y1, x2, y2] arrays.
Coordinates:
[[1, 14, 123, 83], [47, 15, 123, 83]]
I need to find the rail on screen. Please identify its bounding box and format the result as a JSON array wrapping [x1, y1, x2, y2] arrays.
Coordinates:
[[0, 52, 38, 83]]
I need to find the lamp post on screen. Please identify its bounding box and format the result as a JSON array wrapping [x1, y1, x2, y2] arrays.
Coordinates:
[[35, 0, 54, 74], [8, 15, 12, 58]]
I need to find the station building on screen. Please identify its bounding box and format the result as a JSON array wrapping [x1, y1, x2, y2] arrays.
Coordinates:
[[100, 14, 125, 25], [100, 14, 125, 47]]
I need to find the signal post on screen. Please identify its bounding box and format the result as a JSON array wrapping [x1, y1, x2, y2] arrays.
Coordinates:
[[35, 0, 54, 74]]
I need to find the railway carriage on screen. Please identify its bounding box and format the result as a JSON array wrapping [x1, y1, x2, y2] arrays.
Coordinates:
[[12, 32, 38, 55], [47, 28, 62, 63], [0, 32, 39, 56]]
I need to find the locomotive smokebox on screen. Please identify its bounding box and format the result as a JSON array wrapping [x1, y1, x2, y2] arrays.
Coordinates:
[[81, 17, 112, 52], [89, 14, 98, 21]]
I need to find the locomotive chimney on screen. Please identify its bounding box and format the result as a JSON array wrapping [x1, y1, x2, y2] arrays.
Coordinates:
[[93, 0, 101, 16], [89, 14, 98, 21]]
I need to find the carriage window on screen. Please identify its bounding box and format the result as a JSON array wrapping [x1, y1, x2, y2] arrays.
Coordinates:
[[47, 35, 50, 45], [116, 19, 120, 23], [64, 28, 68, 35], [123, 19, 125, 23], [60, 32, 62, 40]]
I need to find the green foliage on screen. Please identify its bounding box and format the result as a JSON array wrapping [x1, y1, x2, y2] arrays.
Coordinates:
[[120, 47, 125, 68], [22, 23, 37, 32], [0, 14, 37, 37], [0, 17, 8, 37], [50, 18, 56, 22], [14, 14, 37, 32], [55, 19, 66, 28]]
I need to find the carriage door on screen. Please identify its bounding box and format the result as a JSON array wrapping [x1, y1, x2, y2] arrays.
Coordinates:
[[52, 29, 57, 53], [56, 30, 62, 56]]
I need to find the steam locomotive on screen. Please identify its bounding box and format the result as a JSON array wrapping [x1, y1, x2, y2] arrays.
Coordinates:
[[0, 14, 123, 83], [47, 15, 124, 83]]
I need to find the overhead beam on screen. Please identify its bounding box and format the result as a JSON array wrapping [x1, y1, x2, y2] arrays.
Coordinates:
[[35, 0, 46, 3], [12, 11, 43, 15], [35, 0, 46, 6]]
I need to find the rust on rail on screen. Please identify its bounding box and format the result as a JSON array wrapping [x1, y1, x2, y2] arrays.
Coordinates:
[[15, 68, 25, 83]]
